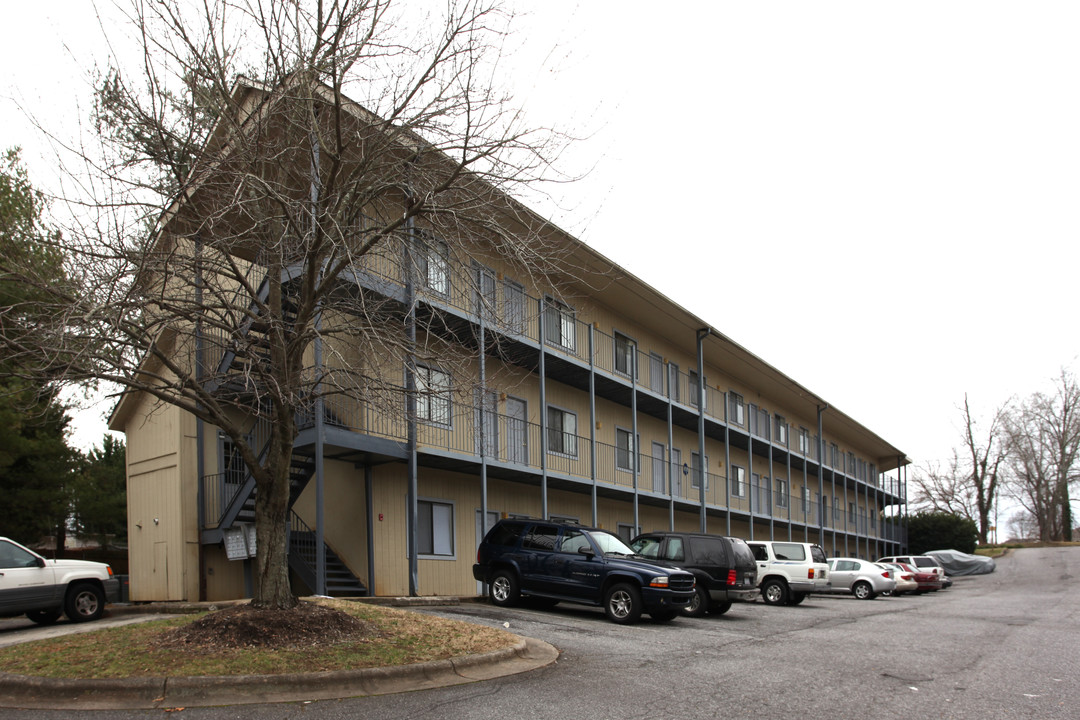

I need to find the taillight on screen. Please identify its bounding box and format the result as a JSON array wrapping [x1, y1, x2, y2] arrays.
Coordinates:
[[808, 568, 815, 579], [882, 570, 891, 579], [727, 569, 737, 585]]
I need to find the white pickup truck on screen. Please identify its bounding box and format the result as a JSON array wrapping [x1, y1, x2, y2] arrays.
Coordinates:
[[746, 540, 829, 606], [0, 536, 120, 624]]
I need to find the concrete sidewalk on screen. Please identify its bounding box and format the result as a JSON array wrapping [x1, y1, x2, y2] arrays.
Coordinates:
[[0, 598, 559, 710]]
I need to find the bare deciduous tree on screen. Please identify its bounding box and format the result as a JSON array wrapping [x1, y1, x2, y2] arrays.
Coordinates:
[[0, 0, 580, 610], [910, 394, 1006, 544], [1002, 369, 1080, 542]]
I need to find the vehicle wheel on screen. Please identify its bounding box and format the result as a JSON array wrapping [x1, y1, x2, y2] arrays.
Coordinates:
[[650, 609, 678, 622], [488, 571, 520, 607], [852, 581, 876, 600], [761, 579, 789, 606], [64, 583, 106, 622], [710, 601, 733, 615], [604, 583, 643, 624], [788, 592, 807, 606], [26, 609, 61, 625], [682, 585, 709, 618]]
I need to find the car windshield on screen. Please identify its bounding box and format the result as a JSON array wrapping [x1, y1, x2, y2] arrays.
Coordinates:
[[588, 531, 635, 556], [629, 536, 662, 558]]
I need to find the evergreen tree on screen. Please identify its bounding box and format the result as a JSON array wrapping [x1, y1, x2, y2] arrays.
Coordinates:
[[71, 435, 127, 547]]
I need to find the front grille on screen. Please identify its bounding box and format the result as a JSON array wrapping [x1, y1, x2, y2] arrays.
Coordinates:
[[668, 574, 695, 592]]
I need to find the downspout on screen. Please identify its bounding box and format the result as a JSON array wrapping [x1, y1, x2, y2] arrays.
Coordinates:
[[310, 122, 326, 596], [630, 338, 639, 533], [696, 328, 710, 533], [538, 298, 548, 520], [195, 234, 206, 601], [767, 431, 775, 541], [817, 404, 827, 548], [785, 434, 793, 541], [404, 185, 419, 596], [479, 289, 489, 568], [748, 434, 755, 541]]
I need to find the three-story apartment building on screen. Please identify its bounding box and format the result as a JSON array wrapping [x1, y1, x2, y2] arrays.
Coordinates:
[[110, 80, 909, 602]]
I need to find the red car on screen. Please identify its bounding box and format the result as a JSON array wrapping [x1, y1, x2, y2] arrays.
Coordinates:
[[897, 562, 942, 593]]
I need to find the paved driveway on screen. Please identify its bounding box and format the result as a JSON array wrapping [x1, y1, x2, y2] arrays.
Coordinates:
[[1, 546, 1077, 720], [0, 612, 178, 649]]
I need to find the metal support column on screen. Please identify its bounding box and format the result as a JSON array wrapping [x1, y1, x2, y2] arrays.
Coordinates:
[[723, 392, 731, 536], [666, 367, 675, 531], [631, 345, 639, 534], [696, 328, 710, 533], [366, 465, 374, 596], [588, 325, 597, 526]]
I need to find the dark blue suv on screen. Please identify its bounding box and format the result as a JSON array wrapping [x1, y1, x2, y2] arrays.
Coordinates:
[[473, 519, 696, 624]]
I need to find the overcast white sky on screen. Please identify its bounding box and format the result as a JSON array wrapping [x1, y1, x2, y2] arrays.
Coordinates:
[[3, 1, 1080, 494]]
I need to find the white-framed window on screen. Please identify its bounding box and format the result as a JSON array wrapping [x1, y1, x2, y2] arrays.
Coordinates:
[[728, 392, 745, 426], [415, 364, 451, 425], [834, 496, 842, 522], [801, 486, 811, 514], [416, 498, 455, 558], [648, 353, 664, 393], [730, 465, 746, 497], [614, 331, 636, 378], [798, 426, 810, 454], [689, 370, 705, 409], [849, 502, 857, 524], [667, 362, 680, 402], [775, 415, 788, 445], [776, 479, 788, 508], [503, 280, 526, 333], [691, 452, 709, 489], [544, 297, 576, 351], [417, 233, 450, 296], [546, 406, 578, 456], [616, 427, 637, 472]]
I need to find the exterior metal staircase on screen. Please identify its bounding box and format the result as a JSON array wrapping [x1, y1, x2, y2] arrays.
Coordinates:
[[201, 268, 367, 597]]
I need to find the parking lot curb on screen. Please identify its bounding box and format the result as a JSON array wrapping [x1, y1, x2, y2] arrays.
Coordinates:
[[0, 635, 557, 710], [0, 597, 557, 709]]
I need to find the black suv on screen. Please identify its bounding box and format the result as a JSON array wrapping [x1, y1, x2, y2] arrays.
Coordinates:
[[629, 532, 759, 616], [473, 519, 696, 624]]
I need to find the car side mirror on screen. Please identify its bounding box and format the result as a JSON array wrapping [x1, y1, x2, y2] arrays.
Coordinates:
[[577, 546, 595, 558], [35, 556, 46, 568]]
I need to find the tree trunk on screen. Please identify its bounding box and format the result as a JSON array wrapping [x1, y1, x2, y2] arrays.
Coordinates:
[[252, 417, 299, 610]]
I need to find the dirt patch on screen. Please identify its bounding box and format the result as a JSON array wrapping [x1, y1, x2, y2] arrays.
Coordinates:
[[155, 601, 380, 651]]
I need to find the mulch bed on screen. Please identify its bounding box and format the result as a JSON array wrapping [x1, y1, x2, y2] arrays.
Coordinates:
[[155, 601, 380, 651]]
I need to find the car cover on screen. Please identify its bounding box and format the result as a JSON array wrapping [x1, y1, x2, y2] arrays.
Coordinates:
[[925, 549, 996, 575]]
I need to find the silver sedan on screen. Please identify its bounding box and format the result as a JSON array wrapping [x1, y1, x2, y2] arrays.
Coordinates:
[[822, 557, 897, 599]]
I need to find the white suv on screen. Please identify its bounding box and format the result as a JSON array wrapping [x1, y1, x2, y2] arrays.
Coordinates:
[[747, 541, 829, 606], [0, 537, 120, 624]]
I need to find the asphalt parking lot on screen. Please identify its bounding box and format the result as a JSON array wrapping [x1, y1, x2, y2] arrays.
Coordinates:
[[1, 546, 1076, 720]]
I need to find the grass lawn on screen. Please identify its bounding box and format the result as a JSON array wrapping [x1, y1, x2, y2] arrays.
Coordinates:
[[0, 599, 516, 680]]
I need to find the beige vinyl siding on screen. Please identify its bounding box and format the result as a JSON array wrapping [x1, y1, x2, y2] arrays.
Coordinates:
[[125, 394, 195, 601]]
